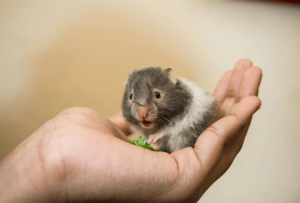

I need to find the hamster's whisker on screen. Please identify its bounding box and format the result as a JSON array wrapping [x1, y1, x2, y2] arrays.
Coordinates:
[[158, 115, 170, 123], [157, 114, 171, 124]]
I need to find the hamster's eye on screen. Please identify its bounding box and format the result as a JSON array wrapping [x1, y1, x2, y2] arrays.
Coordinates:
[[129, 93, 133, 100], [154, 91, 161, 99]]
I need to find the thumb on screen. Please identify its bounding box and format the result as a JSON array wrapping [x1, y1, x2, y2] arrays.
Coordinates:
[[109, 112, 132, 136]]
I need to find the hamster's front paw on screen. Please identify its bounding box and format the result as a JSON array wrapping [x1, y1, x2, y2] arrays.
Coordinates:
[[147, 133, 164, 144], [147, 135, 156, 144]]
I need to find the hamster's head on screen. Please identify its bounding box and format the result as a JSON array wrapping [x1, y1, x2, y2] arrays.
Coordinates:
[[122, 67, 191, 131]]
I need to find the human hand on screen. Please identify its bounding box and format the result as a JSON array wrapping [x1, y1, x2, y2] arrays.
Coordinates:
[[0, 59, 262, 203]]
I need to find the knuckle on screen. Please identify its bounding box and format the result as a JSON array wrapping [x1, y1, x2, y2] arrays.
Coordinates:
[[57, 107, 98, 116], [40, 117, 59, 133], [236, 144, 243, 154], [226, 89, 236, 99], [227, 112, 241, 124], [206, 125, 230, 143], [229, 144, 243, 161], [57, 107, 104, 121], [234, 96, 243, 103], [206, 125, 221, 137]]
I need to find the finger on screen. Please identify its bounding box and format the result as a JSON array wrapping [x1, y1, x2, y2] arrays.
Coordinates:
[[212, 71, 232, 103], [196, 67, 262, 194], [202, 68, 262, 188], [220, 59, 253, 115], [220, 67, 262, 154], [206, 67, 262, 176], [226, 67, 262, 150], [218, 67, 262, 160], [193, 96, 261, 174], [217, 67, 262, 162], [226, 59, 253, 98], [235, 66, 263, 103], [109, 112, 132, 136]]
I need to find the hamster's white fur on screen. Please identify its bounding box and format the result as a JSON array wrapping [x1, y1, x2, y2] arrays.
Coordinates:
[[149, 78, 215, 152]]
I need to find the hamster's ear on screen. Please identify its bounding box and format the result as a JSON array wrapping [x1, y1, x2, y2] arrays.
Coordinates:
[[164, 68, 177, 85]]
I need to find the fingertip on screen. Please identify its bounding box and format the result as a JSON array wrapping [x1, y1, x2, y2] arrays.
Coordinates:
[[250, 96, 262, 110], [236, 66, 263, 99], [252, 67, 263, 85], [223, 70, 233, 79], [236, 59, 253, 68], [240, 96, 262, 113], [244, 66, 263, 78], [252, 66, 263, 76], [110, 112, 125, 125], [109, 112, 132, 135]]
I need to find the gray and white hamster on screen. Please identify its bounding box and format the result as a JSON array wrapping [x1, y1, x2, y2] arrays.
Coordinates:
[[122, 67, 216, 153]]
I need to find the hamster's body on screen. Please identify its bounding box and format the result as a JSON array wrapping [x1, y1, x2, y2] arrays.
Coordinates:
[[153, 77, 216, 153], [122, 67, 216, 153]]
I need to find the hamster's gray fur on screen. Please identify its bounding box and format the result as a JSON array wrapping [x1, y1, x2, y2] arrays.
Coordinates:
[[122, 67, 216, 153]]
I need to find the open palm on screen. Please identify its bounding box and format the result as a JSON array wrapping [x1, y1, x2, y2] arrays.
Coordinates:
[[0, 59, 262, 203]]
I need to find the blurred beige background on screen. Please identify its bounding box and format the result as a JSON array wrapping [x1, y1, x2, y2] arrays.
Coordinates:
[[0, 0, 299, 202]]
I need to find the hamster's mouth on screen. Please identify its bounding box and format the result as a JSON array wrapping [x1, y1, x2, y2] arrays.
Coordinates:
[[141, 120, 153, 128]]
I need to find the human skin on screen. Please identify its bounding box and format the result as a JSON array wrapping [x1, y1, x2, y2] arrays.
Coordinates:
[[0, 59, 262, 203]]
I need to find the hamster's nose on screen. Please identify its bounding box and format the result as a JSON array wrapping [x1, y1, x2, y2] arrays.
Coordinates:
[[138, 107, 148, 119]]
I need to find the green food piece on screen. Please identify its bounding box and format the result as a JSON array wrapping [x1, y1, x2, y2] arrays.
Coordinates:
[[136, 136, 145, 146], [129, 140, 136, 145], [129, 136, 164, 152]]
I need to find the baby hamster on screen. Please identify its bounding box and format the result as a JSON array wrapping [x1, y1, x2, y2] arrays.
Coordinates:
[[122, 67, 216, 153]]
